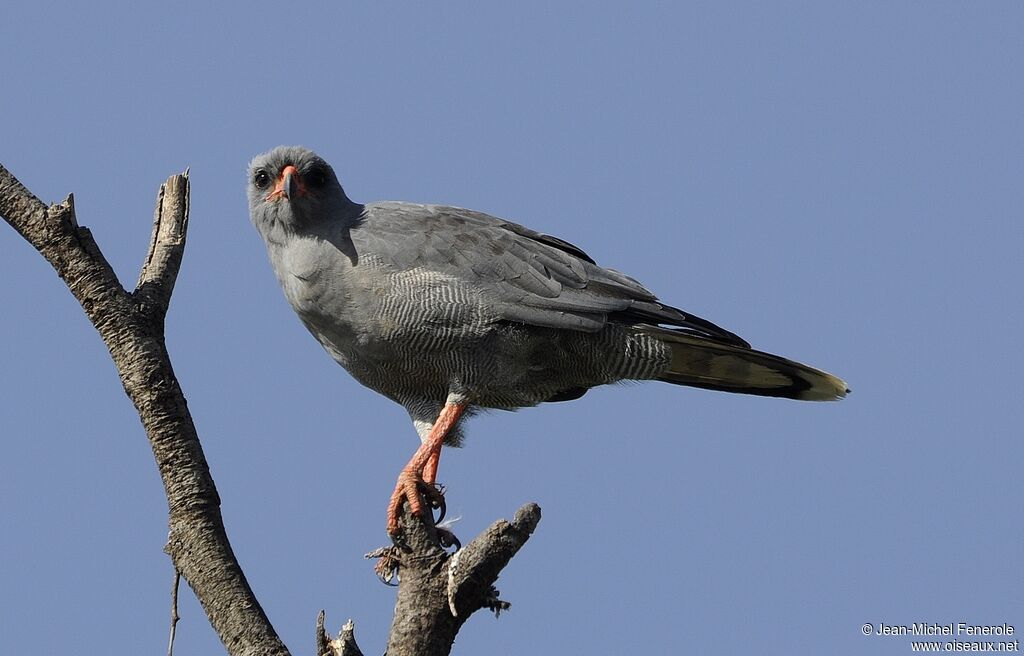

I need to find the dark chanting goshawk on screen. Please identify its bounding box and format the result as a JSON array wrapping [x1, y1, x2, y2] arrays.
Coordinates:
[[247, 145, 848, 536]]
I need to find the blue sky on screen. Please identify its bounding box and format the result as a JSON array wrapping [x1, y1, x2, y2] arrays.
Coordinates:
[[2, 3, 1021, 655]]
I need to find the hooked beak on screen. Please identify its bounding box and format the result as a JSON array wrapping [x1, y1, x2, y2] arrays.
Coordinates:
[[268, 165, 304, 201]]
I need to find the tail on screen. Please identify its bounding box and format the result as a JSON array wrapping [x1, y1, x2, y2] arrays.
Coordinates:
[[642, 328, 849, 401]]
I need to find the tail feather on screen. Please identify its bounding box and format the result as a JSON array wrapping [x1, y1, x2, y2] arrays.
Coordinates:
[[643, 328, 849, 401]]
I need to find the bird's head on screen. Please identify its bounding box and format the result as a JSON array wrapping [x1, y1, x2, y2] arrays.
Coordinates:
[[247, 146, 358, 237]]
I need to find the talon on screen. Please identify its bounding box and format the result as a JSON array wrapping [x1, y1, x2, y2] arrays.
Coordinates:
[[369, 547, 402, 585], [374, 558, 399, 586], [428, 485, 447, 524], [421, 481, 445, 507], [436, 526, 461, 550]]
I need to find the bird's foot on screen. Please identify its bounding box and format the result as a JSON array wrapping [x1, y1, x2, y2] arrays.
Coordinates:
[[431, 483, 447, 524], [366, 546, 402, 586], [386, 468, 446, 537], [436, 525, 461, 551]]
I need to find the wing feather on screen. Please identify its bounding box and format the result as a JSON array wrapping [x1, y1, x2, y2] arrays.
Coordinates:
[[354, 202, 748, 346]]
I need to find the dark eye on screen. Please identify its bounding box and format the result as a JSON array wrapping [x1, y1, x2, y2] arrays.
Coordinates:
[[253, 169, 271, 189], [307, 165, 328, 189]]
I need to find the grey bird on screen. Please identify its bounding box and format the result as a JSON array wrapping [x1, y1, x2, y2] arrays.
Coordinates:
[[247, 145, 848, 535]]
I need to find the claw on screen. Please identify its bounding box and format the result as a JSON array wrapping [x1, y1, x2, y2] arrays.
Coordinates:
[[366, 546, 402, 585], [374, 558, 400, 586], [428, 484, 447, 524], [436, 526, 461, 550]]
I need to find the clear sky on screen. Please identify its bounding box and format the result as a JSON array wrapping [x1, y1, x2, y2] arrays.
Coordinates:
[[2, 3, 1021, 655]]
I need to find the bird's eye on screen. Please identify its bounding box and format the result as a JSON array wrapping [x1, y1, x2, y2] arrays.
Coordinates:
[[254, 170, 271, 189], [307, 166, 328, 189]]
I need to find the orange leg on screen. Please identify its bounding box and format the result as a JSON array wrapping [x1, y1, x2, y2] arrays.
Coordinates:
[[423, 448, 441, 485], [387, 402, 466, 535]]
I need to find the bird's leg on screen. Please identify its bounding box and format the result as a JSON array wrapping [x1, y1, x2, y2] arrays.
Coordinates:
[[422, 448, 449, 524], [423, 448, 441, 485], [387, 402, 466, 536], [422, 447, 446, 523]]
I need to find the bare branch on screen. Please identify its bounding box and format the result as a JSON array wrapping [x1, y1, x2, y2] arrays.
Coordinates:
[[0, 165, 130, 322], [335, 620, 363, 656], [447, 503, 541, 618], [0, 165, 54, 241], [168, 569, 181, 656], [136, 171, 190, 319], [318, 613, 364, 656], [316, 611, 331, 656]]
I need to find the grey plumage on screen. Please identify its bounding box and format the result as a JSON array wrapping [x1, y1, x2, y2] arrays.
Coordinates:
[[248, 146, 848, 447]]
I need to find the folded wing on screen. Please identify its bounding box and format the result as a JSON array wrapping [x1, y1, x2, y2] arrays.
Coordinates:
[[357, 203, 749, 348]]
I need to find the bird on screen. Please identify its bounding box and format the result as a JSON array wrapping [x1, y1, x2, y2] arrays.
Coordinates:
[[247, 145, 848, 536]]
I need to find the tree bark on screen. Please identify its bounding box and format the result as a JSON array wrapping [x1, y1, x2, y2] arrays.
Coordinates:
[[1, 163, 541, 656]]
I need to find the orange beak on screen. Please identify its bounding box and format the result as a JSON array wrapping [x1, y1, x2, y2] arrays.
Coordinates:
[[267, 165, 305, 201]]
